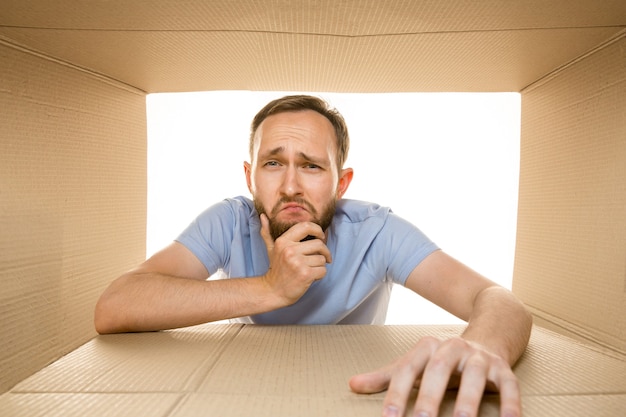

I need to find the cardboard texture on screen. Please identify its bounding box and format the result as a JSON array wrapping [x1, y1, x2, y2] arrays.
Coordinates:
[[514, 34, 626, 354], [0, 41, 147, 393], [0, 0, 624, 93], [1, 0, 625, 415], [1, 324, 624, 416]]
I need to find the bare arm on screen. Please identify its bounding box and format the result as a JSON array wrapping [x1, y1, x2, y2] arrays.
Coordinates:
[[94, 242, 282, 333], [350, 250, 532, 417], [94, 215, 331, 334], [405, 250, 532, 366]]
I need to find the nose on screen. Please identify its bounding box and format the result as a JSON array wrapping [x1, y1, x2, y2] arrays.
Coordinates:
[[280, 164, 302, 196]]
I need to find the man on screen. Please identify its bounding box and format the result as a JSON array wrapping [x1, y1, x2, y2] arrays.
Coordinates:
[[95, 95, 532, 417]]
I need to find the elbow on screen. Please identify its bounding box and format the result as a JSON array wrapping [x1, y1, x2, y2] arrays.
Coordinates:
[[94, 278, 129, 334], [94, 295, 118, 334], [521, 300, 534, 335]]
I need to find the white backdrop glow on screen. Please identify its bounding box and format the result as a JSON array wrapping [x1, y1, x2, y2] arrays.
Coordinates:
[[147, 91, 521, 324]]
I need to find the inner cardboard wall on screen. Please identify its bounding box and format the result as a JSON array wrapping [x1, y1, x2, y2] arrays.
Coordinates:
[[1, 17, 624, 397], [0, 41, 148, 393], [515, 35, 626, 353]]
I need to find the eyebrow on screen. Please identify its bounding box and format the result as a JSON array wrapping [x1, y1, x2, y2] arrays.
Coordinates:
[[263, 146, 285, 158], [260, 147, 329, 166]]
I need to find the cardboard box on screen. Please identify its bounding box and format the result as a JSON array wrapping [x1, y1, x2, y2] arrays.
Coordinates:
[[1, 324, 625, 416], [1, 0, 625, 414]]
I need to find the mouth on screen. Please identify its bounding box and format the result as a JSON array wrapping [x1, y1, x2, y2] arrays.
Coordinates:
[[280, 202, 308, 213], [271, 199, 315, 219]]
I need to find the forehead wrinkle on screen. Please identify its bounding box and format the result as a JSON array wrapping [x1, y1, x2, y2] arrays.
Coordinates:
[[264, 146, 285, 157], [253, 111, 337, 167], [259, 145, 328, 163]]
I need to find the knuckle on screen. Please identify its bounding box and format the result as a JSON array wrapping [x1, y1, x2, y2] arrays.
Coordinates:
[[483, 352, 510, 373], [447, 336, 469, 350], [428, 355, 452, 371], [294, 263, 309, 277], [493, 356, 510, 370], [418, 336, 441, 351], [281, 244, 297, 257], [394, 355, 415, 371], [465, 354, 488, 370], [392, 355, 424, 377]]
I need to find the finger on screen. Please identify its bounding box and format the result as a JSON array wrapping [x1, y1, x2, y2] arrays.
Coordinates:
[[382, 338, 438, 417], [348, 364, 395, 394], [413, 339, 465, 417], [453, 354, 488, 417], [496, 370, 522, 417], [290, 221, 325, 243], [304, 253, 330, 281], [259, 213, 274, 251], [305, 254, 331, 268], [300, 239, 332, 264]]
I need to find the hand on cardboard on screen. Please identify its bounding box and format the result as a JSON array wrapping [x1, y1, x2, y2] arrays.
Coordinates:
[[349, 335, 520, 417], [259, 214, 331, 306]]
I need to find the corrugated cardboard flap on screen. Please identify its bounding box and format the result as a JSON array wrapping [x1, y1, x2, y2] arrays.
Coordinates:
[[2, 324, 625, 416]]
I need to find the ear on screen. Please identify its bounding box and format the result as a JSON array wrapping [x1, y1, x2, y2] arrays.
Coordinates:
[[336, 167, 353, 199], [243, 161, 253, 194]]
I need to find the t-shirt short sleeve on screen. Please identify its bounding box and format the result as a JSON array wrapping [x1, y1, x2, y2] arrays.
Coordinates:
[[175, 198, 250, 275], [330, 200, 439, 287], [380, 212, 440, 285]]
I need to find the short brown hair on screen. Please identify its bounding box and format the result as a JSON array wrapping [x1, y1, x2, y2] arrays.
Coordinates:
[[249, 95, 350, 170]]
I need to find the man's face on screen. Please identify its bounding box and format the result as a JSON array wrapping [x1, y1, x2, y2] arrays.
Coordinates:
[[244, 110, 352, 240]]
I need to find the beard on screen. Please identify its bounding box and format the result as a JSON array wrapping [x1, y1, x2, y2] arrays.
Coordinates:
[[254, 196, 336, 241]]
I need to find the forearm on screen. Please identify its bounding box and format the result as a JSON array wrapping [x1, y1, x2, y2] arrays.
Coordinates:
[[462, 286, 533, 366], [94, 272, 282, 334]]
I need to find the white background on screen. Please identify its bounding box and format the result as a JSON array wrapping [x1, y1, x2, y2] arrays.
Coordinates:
[[146, 91, 521, 325]]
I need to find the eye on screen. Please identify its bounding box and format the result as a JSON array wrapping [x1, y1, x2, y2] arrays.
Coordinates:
[[304, 163, 321, 170], [264, 160, 281, 167]]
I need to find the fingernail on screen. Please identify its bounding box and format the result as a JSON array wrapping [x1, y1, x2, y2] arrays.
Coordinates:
[[414, 412, 430, 417], [383, 405, 399, 417]]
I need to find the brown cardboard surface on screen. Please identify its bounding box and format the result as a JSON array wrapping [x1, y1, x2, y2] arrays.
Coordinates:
[[1, 0, 625, 410], [169, 393, 497, 417], [0, 40, 147, 393], [12, 324, 242, 393], [1, 1, 624, 93], [0, 393, 181, 417], [515, 34, 626, 354], [1, 325, 624, 416], [522, 395, 626, 415]]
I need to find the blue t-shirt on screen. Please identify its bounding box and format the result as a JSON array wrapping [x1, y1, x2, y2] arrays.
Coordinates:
[[176, 196, 439, 324]]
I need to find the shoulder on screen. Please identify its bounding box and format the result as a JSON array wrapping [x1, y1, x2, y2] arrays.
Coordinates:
[[197, 196, 255, 219], [221, 196, 255, 213], [183, 196, 258, 237], [333, 199, 433, 243], [334, 199, 391, 224]]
